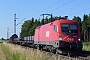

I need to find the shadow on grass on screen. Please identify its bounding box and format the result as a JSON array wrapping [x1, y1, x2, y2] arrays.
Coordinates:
[[69, 50, 90, 58], [0, 42, 3, 43]]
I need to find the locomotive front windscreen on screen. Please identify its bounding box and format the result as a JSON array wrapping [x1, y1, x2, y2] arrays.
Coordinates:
[[61, 24, 78, 34]]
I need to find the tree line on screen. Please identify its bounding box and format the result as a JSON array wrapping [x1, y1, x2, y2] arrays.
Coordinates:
[[20, 14, 90, 41]]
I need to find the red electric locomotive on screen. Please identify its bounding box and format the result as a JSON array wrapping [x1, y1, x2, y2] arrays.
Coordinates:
[[34, 18, 83, 54]]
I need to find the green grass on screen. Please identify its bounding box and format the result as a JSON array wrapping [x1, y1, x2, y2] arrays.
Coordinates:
[[82, 41, 90, 51], [0, 40, 3, 43], [1, 41, 90, 60], [1, 44, 13, 60], [1, 43, 26, 60], [0, 41, 3, 43], [1, 42, 49, 60], [2, 42, 69, 60], [83, 41, 90, 46]]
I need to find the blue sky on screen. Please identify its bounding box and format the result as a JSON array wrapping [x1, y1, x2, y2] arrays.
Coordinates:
[[0, 0, 90, 39]]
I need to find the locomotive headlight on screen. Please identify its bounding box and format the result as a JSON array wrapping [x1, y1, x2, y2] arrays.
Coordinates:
[[78, 37, 81, 41], [59, 36, 62, 40]]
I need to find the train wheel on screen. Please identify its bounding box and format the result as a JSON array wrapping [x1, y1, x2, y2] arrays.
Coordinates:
[[77, 48, 82, 53], [56, 49, 63, 54], [37, 45, 43, 50], [40, 45, 43, 51], [37, 45, 40, 50], [49, 46, 53, 52], [52, 48, 59, 54]]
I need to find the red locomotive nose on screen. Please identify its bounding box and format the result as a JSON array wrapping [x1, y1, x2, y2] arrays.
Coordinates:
[[62, 35, 78, 43]]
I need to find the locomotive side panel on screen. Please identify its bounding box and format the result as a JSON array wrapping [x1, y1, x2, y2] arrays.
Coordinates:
[[34, 22, 59, 45]]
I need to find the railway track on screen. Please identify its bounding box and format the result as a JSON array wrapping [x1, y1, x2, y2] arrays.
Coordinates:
[[44, 51, 90, 60], [21, 45, 90, 60], [8, 42, 90, 60]]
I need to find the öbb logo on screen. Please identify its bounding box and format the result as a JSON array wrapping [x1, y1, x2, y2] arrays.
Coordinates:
[[67, 38, 74, 41], [46, 31, 49, 37]]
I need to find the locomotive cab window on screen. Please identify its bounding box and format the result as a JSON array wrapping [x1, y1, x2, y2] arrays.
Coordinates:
[[61, 24, 78, 34], [54, 25, 57, 32]]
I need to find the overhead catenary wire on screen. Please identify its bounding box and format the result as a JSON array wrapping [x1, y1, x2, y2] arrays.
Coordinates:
[[12, 0, 90, 38], [48, 0, 75, 13], [31, 0, 75, 19], [57, 0, 90, 15], [39, 0, 74, 19], [38, 0, 61, 13], [28, 0, 90, 20], [45, 0, 61, 9], [16, 18, 25, 26], [69, 7, 90, 16], [31, 0, 62, 18], [9, 18, 25, 37], [25, 0, 90, 20]]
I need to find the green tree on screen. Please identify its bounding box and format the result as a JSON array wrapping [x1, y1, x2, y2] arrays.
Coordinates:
[[87, 14, 90, 25], [72, 16, 82, 31], [1, 37, 4, 40], [41, 19, 44, 25], [81, 21, 87, 41], [20, 20, 33, 38], [29, 19, 41, 36], [72, 16, 81, 24], [44, 17, 49, 24], [82, 14, 89, 41]]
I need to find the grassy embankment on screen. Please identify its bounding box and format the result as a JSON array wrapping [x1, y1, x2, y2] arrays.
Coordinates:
[[82, 41, 90, 51], [0, 41, 61, 60], [0, 41, 7, 60], [0, 40, 90, 60]]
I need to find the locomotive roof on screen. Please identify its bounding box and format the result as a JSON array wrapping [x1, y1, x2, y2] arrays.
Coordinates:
[[36, 19, 78, 29], [56, 19, 77, 23]]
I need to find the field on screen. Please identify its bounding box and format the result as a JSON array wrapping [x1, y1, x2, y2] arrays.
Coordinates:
[[82, 41, 90, 51], [0, 41, 6, 60], [0, 40, 90, 60], [0, 41, 61, 60]]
